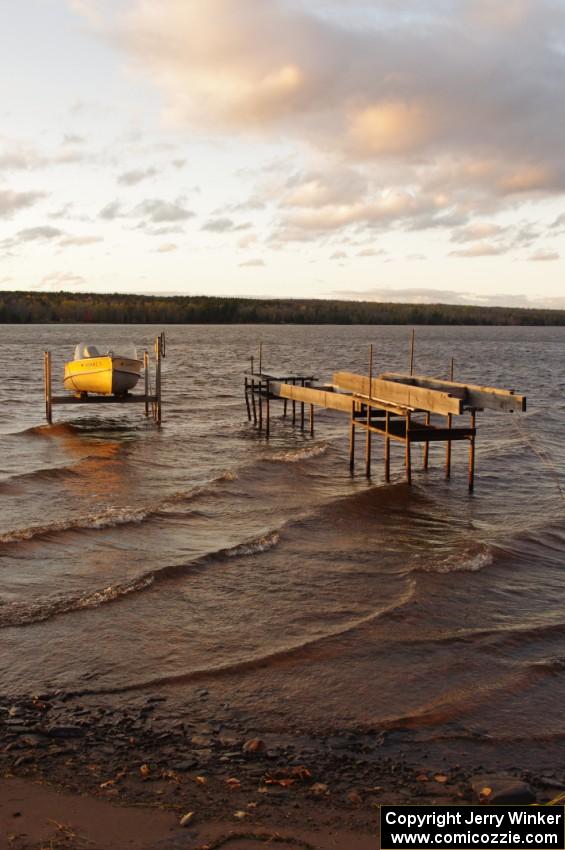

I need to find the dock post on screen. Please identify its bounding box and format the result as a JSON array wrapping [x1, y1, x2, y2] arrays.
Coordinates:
[[44, 351, 53, 425], [144, 351, 149, 416], [283, 399, 288, 418], [423, 412, 430, 469], [265, 382, 270, 438], [409, 329, 415, 376], [309, 404, 314, 436], [258, 381, 263, 431], [251, 378, 257, 424], [384, 412, 390, 483], [468, 411, 476, 492], [446, 358, 454, 479], [259, 342, 263, 375], [349, 403, 356, 472], [244, 376, 252, 421], [405, 412, 412, 485], [300, 380, 305, 430], [365, 344, 373, 477], [292, 379, 296, 425], [155, 336, 162, 426]]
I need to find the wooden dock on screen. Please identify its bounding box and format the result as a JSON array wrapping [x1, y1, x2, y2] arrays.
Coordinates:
[[44, 333, 165, 425], [244, 340, 526, 491]]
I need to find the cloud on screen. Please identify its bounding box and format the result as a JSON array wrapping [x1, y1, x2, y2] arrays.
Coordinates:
[[330, 250, 347, 260], [39, 271, 86, 288], [239, 258, 265, 267], [134, 198, 194, 223], [99, 200, 123, 220], [451, 223, 504, 243], [62, 133, 86, 145], [117, 166, 159, 185], [14, 226, 63, 242], [529, 250, 560, 261], [155, 242, 178, 252], [238, 233, 258, 249], [449, 242, 508, 258], [0, 189, 46, 218], [59, 234, 104, 246], [330, 286, 558, 308], [202, 217, 251, 233], [107, 0, 564, 170], [357, 247, 385, 257], [70, 0, 565, 249]]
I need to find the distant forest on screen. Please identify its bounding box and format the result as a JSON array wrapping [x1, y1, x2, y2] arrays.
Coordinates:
[[1, 290, 565, 325]]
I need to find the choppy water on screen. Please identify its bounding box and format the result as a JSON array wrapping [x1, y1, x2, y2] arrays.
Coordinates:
[[1, 324, 564, 749]]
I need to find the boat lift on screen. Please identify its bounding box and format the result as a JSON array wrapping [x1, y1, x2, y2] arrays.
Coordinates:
[[244, 336, 527, 492], [43, 333, 165, 426]]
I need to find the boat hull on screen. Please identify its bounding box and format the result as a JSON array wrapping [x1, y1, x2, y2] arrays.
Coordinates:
[[64, 356, 142, 396]]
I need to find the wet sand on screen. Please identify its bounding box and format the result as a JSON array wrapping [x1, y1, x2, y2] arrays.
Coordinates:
[[2, 690, 563, 849]]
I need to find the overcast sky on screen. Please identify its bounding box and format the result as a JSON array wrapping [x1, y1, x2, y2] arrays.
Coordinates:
[[1, 0, 564, 306]]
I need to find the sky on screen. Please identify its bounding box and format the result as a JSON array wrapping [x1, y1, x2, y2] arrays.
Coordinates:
[[0, 0, 564, 306]]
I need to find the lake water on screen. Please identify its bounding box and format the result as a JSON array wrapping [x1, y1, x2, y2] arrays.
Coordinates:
[[1, 324, 564, 754]]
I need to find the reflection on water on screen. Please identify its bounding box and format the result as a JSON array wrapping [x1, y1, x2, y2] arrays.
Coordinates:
[[0, 323, 564, 750]]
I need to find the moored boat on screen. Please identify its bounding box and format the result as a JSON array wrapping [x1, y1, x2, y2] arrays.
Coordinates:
[[64, 343, 143, 396]]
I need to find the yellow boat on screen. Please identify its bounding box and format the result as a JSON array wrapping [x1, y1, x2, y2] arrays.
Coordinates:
[[64, 344, 143, 396]]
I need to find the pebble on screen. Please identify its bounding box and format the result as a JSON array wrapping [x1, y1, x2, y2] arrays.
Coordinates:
[[471, 776, 536, 804]]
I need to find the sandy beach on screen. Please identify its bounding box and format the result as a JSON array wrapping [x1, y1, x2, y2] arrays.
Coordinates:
[[2, 686, 562, 849]]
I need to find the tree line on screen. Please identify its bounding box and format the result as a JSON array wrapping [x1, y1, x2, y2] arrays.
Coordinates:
[[1, 290, 565, 325]]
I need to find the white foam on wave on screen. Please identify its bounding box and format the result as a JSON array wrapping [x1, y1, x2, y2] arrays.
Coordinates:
[[266, 444, 328, 464], [225, 530, 280, 557], [0, 574, 155, 628], [421, 546, 494, 574], [0, 505, 153, 544], [0, 468, 239, 544]]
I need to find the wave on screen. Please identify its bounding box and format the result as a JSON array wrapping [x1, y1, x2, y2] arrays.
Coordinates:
[[265, 444, 329, 464], [21, 423, 81, 438], [0, 524, 282, 628], [49, 581, 417, 698], [0, 575, 155, 628], [224, 530, 280, 557], [0, 470, 238, 546], [415, 544, 494, 575], [0, 504, 155, 544]]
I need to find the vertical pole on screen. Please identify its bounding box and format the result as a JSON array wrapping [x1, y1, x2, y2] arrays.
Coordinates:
[[423, 412, 430, 469], [258, 381, 263, 431], [409, 329, 415, 376], [468, 411, 476, 493], [349, 402, 356, 472], [265, 392, 270, 438], [155, 336, 162, 426], [309, 404, 314, 437], [250, 356, 254, 375], [283, 399, 288, 418], [365, 344, 373, 478], [384, 411, 390, 483], [446, 357, 454, 479], [44, 351, 53, 425], [244, 376, 252, 421], [259, 342, 263, 375], [251, 377, 257, 424], [292, 379, 296, 425], [144, 351, 149, 416], [300, 379, 305, 430], [405, 412, 412, 485]]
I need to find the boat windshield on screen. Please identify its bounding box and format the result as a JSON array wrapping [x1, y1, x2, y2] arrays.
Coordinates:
[[74, 343, 101, 360], [73, 343, 139, 360], [108, 343, 139, 360]]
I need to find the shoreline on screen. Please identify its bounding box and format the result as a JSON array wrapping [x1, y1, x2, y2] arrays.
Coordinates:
[[2, 691, 563, 849]]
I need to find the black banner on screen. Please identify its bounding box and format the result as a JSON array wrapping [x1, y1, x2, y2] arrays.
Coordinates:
[[380, 805, 565, 850]]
